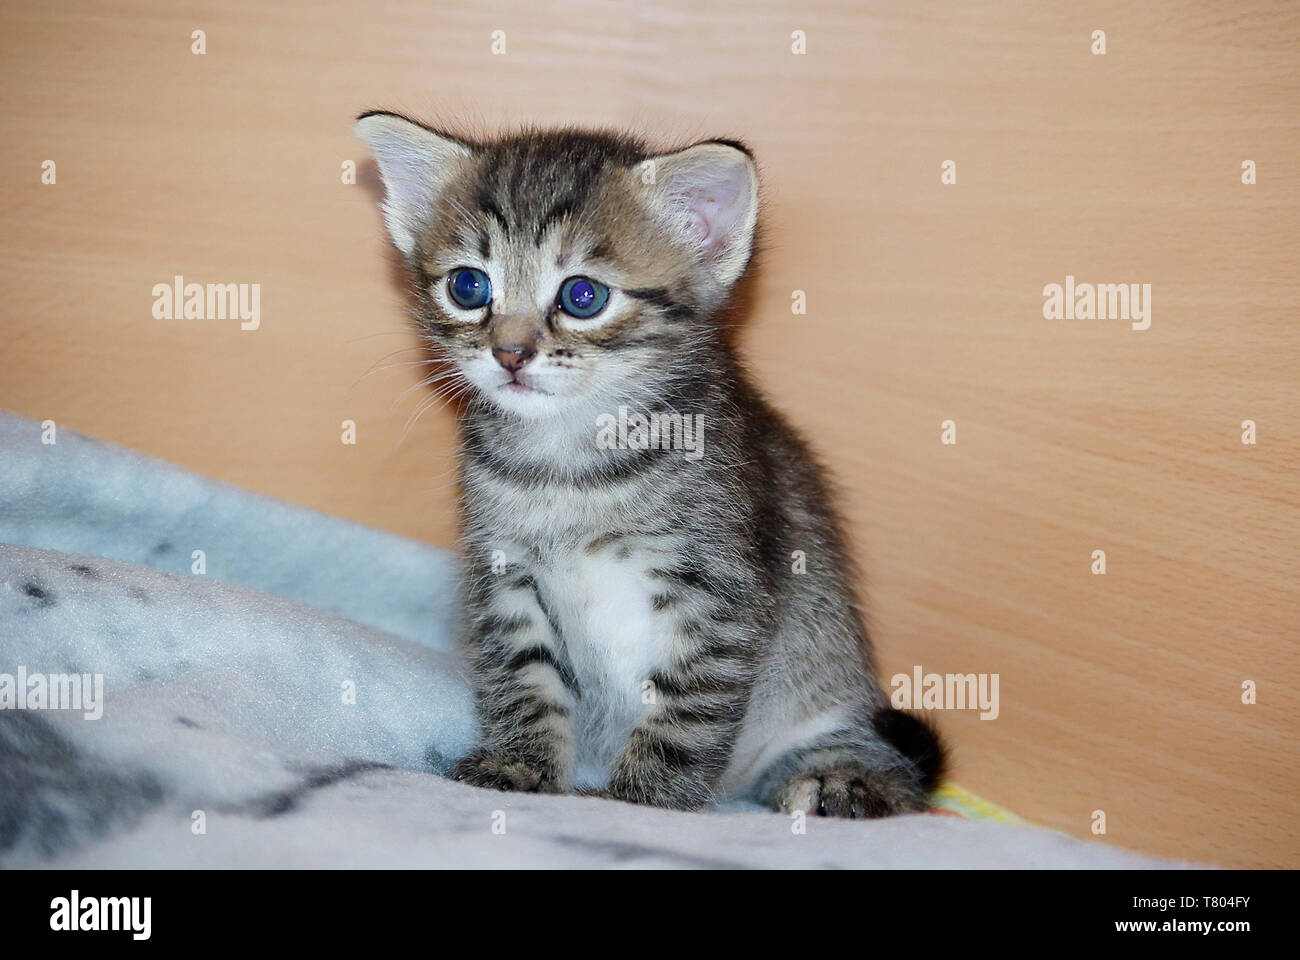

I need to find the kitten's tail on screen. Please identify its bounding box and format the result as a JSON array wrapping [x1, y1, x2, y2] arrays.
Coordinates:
[[872, 707, 948, 792]]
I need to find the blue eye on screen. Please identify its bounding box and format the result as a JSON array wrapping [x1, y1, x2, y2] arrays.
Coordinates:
[[558, 276, 609, 319], [447, 268, 491, 309]]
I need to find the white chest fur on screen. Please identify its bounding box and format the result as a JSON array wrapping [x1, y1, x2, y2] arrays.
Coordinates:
[[535, 545, 670, 787]]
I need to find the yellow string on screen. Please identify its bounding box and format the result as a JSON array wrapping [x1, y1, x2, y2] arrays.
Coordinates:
[[932, 782, 1030, 826]]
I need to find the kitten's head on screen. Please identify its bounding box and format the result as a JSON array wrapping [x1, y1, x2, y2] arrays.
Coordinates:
[[355, 112, 759, 419]]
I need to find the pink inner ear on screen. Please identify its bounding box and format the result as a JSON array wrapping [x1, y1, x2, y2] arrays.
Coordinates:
[[676, 165, 751, 259], [683, 208, 711, 246]]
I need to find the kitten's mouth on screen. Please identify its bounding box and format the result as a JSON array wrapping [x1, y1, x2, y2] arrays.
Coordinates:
[[500, 377, 550, 396]]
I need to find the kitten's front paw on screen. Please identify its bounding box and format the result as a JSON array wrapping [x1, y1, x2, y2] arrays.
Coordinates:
[[598, 769, 711, 811], [776, 766, 928, 819], [451, 751, 561, 794]]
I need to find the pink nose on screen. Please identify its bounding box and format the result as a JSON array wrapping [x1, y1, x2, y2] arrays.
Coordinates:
[[492, 345, 535, 373]]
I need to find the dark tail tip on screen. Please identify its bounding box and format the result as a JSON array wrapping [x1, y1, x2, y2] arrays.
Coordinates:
[[873, 707, 948, 792]]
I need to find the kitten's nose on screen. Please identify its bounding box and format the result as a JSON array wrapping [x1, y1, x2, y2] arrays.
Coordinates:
[[492, 345, 536, 373]]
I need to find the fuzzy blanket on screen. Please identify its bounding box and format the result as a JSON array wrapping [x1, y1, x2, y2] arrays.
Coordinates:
[[0, 410, 1176, 868]]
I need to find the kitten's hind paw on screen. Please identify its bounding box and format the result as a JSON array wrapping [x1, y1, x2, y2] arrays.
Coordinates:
[[450, 751, 561, 794], [776, 766, 928, 819]]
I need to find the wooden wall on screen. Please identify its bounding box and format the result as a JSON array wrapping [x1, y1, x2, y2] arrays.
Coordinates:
[[1, 0, 1295, 866]]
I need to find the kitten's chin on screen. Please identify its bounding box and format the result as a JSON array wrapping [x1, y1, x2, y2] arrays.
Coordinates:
[[479, 381, 579, 420]]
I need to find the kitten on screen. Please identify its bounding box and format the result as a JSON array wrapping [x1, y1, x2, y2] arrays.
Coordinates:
[[355, 112, 946, 817]]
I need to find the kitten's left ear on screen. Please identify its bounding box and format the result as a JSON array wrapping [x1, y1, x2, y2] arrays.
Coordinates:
[[639, 141, 759, 286], [353, 111, 471, 258]]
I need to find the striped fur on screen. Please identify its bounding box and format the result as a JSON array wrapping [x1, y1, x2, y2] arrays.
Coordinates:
[[356, 113, 945, 816]]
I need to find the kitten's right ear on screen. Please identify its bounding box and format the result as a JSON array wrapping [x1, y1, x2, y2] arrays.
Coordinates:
[[353, 112, 471, 257], [637, 140, 759, 287]]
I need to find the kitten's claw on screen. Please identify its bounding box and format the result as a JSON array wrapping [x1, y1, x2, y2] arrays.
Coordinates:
[[451, 751, 560, 794], [777, 766, 927, 819]]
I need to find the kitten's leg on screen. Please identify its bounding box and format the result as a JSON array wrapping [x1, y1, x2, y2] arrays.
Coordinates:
[[451, 567, 577, 794], [598, 572, 759, 810], [598, 658, 755, 811], [758, 707, 945, 818]]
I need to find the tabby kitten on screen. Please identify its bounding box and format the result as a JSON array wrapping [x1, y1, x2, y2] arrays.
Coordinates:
[[355, 111, 945, 817]]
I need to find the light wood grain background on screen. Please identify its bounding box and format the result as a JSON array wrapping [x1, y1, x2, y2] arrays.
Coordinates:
[[1, 0, 1296, 867]]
